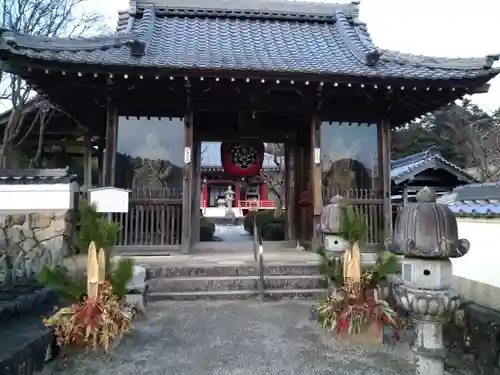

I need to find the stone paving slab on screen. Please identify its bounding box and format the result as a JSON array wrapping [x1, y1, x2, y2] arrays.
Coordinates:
[[46, 300, 474, 375]]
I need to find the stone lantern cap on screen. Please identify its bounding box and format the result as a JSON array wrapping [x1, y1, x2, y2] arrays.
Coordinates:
[[386, 187, 469, 259]]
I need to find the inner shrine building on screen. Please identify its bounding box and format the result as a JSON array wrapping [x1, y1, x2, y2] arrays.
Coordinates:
[[0, 0, 498, 253]]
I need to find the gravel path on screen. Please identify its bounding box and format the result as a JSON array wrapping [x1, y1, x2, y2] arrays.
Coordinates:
[[47, 300, 471, 375]]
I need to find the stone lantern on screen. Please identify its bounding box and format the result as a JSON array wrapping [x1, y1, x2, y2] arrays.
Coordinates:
[[386, 187, 469, 375], [321, 195, 349, 254]]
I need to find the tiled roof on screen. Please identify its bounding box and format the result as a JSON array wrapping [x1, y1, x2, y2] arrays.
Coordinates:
[[0, 0, 498, 80], [0, 168, 77, 184], [448, 183, 500, 218], [391, 149, 476, 185], [201, 142, 281, 169]]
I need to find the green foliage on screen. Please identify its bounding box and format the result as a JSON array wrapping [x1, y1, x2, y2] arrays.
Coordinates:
[[315, 246, 400, 288], [76, 199, 119, 255], [339, 205, 366, 245], [316, 245, 343, 285], [391, 99, 500, 172], [362, 251, 400, 288], [261, 222, 285, 241], [107, 258, 135, 299], [37, 198, 134, 304], [37, 265, 86, 303], [37, 258, 134, 303]]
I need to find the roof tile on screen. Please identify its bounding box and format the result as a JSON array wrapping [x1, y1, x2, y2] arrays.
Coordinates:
[[0, 168, 77, 184], [445, 182, 500, 218], [1, 1, 498, 80], [391, 149, 475, 184]]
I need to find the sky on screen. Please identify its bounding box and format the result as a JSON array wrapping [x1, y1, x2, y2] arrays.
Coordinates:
[[93, 0, 500, 113]]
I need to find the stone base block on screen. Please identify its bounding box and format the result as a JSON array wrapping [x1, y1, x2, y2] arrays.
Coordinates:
[[126, 265, 147, 293], [125, 292, 147, 315]]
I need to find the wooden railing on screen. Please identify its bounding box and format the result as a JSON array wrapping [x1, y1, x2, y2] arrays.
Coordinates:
[[239, 200, 275, 209], [323, 188, 385, 245], [113, 188, 182, 250], [200, 200, 277, 210]]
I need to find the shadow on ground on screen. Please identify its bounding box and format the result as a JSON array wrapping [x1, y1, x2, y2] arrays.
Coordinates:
[[47, 300, 474, 375]]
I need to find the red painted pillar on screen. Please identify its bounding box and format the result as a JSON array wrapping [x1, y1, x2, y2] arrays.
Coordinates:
[[235, 182, 241, 207], [259, 182, 269, 201], [202, 182, 208, 208]]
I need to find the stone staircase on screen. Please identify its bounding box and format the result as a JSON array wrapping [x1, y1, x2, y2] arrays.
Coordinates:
[[145, 263, 328, 301]]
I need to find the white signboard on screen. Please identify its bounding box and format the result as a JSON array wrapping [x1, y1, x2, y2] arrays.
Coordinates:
[[89, 187, 130, 213], [314, 148, 321, 165], [184, 146, 191, 164]]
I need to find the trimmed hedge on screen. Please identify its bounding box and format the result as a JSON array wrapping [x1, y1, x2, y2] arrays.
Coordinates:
[[243, 211, 258, 234], [243, 210, 285, 241], [200, 217, 216, 241]]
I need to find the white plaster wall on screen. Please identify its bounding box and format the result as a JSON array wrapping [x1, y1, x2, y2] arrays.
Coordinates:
[[0, 182, 78, 211], [451, 218, 500, 288]]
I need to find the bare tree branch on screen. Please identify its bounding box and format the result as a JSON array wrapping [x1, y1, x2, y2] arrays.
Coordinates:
[[259, 143, 285, 207], [432, 100, 500, 181], [0, 0, 105, 167]]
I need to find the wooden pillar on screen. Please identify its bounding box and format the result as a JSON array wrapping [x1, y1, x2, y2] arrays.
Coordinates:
[[285, 138, 297, 241], [191, 139, 201, 244], [235, 182, 241, 206], [402, 184, 409, 206], [259, 182, 268, 201], [297, 137, 309, 243], [181, 109, 194, 253], [311, 114, 322, 250], [104, 98, 118, 187], [379, 118, 392, 238], [83, 135, 92, 194], [202, 181, 208, 208], [97, 143, 104, 187]]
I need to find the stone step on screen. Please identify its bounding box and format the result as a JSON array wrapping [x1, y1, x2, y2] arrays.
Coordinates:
[[148, 275, 327, 292], [148, 288, 328, 301], [147, 264, 320, 278]]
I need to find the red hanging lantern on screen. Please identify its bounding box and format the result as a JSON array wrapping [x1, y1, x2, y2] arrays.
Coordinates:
[[220, 141, 264, 177]]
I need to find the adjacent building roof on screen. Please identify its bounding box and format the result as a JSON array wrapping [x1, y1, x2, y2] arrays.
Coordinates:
[[0, 0, 498, 80], [447, 182, 500, 218], [201, 142, 281, 170], [0, 168, 77, 184], [391, 149, 476, 185]]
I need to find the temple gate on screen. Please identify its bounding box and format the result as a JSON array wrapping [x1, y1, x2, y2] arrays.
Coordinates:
[[0, 0, 497, 253]]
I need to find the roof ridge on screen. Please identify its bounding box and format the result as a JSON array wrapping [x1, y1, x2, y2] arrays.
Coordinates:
[[334, 10, 380, 66], [125, 0, 359, 23], [379, 49, 500, 71], [1, 30, 138, 51], [391, 149, 437, 168], [134, 0, 358, 14]]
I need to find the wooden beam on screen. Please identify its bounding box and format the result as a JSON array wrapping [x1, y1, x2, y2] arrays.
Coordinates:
[[469, 83, 490, 94]]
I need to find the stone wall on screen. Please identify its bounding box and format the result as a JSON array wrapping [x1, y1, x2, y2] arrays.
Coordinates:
[[0, 210, 74, 281], [452, 276, 500, 311], [444, 302, 500, 374]]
